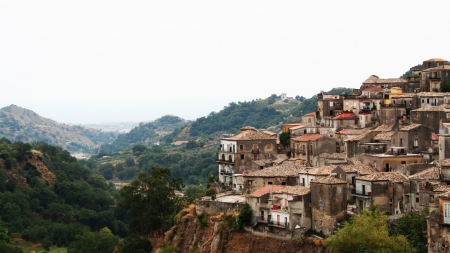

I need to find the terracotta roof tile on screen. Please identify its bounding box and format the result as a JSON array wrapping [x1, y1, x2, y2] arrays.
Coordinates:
[[441, 159, 450, 167], [245, 161, 306, 178], [422, 65, 450, 72], [300, 165, 337, 176], [434, 185, 450, 192], [438, 191, 450, 199], [337, 164, 377, 175], [332, 112, 358, 120], [399, 124, 422, 131], [273, 185, 310, 196], [223, 126, 277, 141], [292, 133, 324, 142], [409, 167, 440, 180], [310, 176, 346, 184], [305, 112, 316, 117], [363, 75, 407, 84], [373, 131, 396, 141], [328, 153, 347, 160], [432, 133, 439, 141], [356, 172, 409, 183], [374, 124, 394, 132], [249, 185, 285, 197]]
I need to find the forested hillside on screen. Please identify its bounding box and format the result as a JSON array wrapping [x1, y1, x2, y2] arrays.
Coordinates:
[[189, 95, 301, 137], [0, 105, 117, 153], [99, 115, 188, 153], [0, 138, 125, 252]]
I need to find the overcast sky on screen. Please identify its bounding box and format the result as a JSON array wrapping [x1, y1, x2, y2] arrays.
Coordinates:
[[1, 1, 450, 124]]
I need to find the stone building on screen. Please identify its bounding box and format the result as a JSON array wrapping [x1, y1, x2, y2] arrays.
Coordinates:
[[427, 191, 450, 253], [358, 151, 423, 172], [405, 167, 440, 213], [248, 185, 312, 234], [421, 63, 450, 92], [310, 176, 347, 236], [217, 126, 278, 186], [290, 134, 337, 167], [352, 172, 408, 215], [395, 124, 432, 154], [316, 93, 343, 125], [411, 105, 450, 133], [243, 161, 305, 193], [298, 165, 337, 187], [361, 75, 408, 91]]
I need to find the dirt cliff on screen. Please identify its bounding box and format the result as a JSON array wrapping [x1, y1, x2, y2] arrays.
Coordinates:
[[158, 205, 329, 253]]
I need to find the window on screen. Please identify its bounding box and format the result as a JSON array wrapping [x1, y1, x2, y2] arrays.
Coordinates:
[[416, 197, 419, 203], [281, 182, 286, 185], [239, 144, 243, 150], [414, 139, 418, 147], [427, 99, 430, 104], [400, 138, 403, 146], [330, 102, 334, 107], [401, 161, 406, 164], [268, 182, 273, 185], [240, 154, 244, 160], [253, 155, 257, 161]]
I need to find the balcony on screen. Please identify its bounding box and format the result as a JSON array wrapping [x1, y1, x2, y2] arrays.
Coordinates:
[[220, 170, 233, 176], [252, 216, 268, 226], [215, 158, 235, 164], [351, 188, 372, 197], [294, 149, 306, 154], [269, 220, 288, 228], [429, 76, 440, 80], [271, 205, 288, 212], [252, 148, 260, 154]]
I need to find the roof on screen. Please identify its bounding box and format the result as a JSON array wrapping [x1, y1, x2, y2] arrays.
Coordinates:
[[374, 124, 394, 132], [346, 131, 372, 142], [332, 112, 357, 120], [425, 58, 448, 62], [245, 161, 306, 178], [399, 124, 422, 131], [328, 153, 347, 160], [272, 154, 289, 165], [253, 159, 273, 167], [408, 167, 440, 180], [289, 124, 307, 130], [434, 185, 450, 192], [412, 105, 450, 112], [249, 185, 285, 197], [273, 185, 310, 196], [338, 129, 371, 135], [304, 112, 316, 117], [261, 130, 277, 137], [362, 87, 384, 92], [356, 172, 409, 183], [422, 65, 450, 72], [416, 92, 448, 97], [373, 131, 396, 141], [310, 176, 346, 184], [432, 133, 439, 141], [441, 159, 450, 167], [363, 75, 407, 84], [300, 165, 337, 176], [292, 133, 324, 142], [223, 126, 277, 141], [337, 164, 377, 175]]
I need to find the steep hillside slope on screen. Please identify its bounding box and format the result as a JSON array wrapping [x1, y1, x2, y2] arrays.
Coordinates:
[[159, 205, 328, 253], [0, 105, 117, 152]]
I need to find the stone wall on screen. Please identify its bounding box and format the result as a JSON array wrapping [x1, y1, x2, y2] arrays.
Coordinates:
[[195, 199, 244, 215]]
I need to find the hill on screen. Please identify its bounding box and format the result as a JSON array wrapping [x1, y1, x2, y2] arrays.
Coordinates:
[[0, 138, 123, 251], [0, 105, 118, 153], [188, 95, 301, 137], [99, 115, 188, 153]]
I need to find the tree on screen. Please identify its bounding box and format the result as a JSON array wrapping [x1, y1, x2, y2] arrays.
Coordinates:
[[119, 234, 152, 253], [132, 144, 147, 155], [236, 203, 252, 230], [119, 168, 184, 237], [325, 207, 414, 253], [279, 132, 290, 148], [67, 227, 119, 253], [395, 209, 428, 252], [441, 79, 450, 92]]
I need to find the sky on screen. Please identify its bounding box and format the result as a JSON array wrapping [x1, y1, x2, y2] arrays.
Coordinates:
[[1, 1, 450, 124]]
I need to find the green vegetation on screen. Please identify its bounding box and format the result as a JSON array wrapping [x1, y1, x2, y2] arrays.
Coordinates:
[[100, 115, 187, 153], [441, 79, 450, 92], [394, 209, 429, 252], [67, 227, 119, 253], [325, 207, 414, 253], [119, 168, 183, 237], [0, 139, 124, 251]]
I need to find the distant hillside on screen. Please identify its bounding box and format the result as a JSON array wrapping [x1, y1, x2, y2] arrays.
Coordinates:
[[0, 105, 118, 152], [99, 115, 188, 153]]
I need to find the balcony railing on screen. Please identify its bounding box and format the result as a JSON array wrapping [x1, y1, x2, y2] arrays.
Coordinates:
[[429, 76, 441, 80], [215, 158, 235, 164], [351, 188, 372, 197], [253, 216, 268, 226], [294, 149, 306, 154], [252, 148, 260, 154], [271, 205, 288, 212], [269, 220, 288, 228]]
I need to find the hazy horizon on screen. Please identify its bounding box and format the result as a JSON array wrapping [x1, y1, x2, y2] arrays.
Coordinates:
[[2, 1, 450, 124]]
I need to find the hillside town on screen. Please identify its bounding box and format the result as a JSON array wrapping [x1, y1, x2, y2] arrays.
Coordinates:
[[209, 58, 450, 252]]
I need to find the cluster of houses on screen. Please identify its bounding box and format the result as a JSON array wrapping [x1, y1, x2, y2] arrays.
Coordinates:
[[215, 58, 450, 251]]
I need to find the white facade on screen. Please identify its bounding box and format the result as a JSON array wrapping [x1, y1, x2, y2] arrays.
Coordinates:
[[299, 173, 316, 188]]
